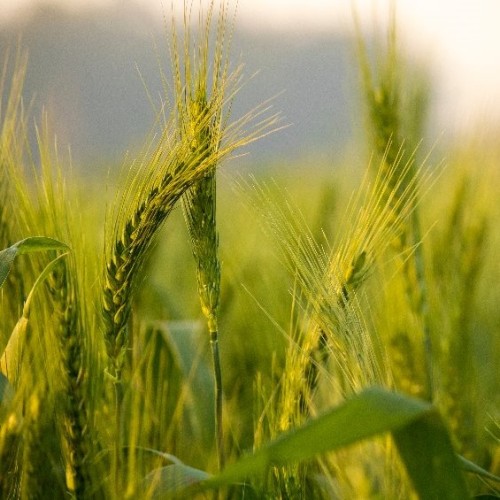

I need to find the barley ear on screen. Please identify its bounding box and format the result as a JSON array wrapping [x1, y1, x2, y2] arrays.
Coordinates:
[[183, 167, 224, 471]]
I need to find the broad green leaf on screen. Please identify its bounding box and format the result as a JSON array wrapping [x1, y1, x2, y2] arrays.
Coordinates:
[[203, 387, 468, 500], [393, 411, 468, 499], [13, 236, 69, 255], [0, 236, 69, 288], [142, 463, 210, 499], [0, 253, 68, 382]]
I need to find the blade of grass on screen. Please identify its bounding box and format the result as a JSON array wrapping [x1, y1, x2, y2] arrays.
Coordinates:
[[0, 237, 69, 288], [142, 463, 211, 499], [0, 253, 68, 382], [203, 387, 469, 500], [458, 455, 500, 483]]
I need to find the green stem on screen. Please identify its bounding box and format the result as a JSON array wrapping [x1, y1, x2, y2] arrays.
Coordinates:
[[113, 373, 124, 497], [411, 210, 433, 401], [210, 330, 224, 472]]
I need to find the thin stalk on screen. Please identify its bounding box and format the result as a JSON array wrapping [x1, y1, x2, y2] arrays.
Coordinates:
[[356, 8, 434, 400], [176, 2, 228, 477], [410, 209, 433, 400], [210, 330, 224, 471], [113, 375, 124, 496]]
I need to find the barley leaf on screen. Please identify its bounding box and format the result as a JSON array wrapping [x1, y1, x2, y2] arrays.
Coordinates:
[[0, 246, 17, 289], [0, 253, 69, 381], [203, 387, 468, 500], [130, 447, 183, 465], [142, 463, 210, 499], [0, 237, 69, 288], [13, 236, 69, 254], [393, 412, 467, 499], [458, 455, 500, 483]]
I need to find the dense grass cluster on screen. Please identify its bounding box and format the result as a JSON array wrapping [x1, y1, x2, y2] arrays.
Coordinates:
[[0, 2, 499, 499]]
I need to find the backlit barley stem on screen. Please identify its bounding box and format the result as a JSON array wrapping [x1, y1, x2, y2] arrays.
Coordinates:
[[101, 1, 276, 488], [246, 154, 424, 417], [357, 15, 433, 399], [103, 160, 204, 378], [101, 112, 252, 486], [47, 258, 90, 497], [175, 2, 236, 472], [102, 155, 200, 490], [0, 50, 29, 334], [102, 72, 276, 493], [182, 95, 224, 469], [27, 122, 94, 498]]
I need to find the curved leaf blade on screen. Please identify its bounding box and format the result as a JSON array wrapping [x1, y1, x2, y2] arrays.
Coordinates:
[[142, 463, 210, 499], [14, 236, 69, 255], [393, 411, 468, 499], [204, 387, 468, 500], [0, 246, 18, 288], [0, 237, 69, 289], [459, 455, 500, 483], [0, 253, 68, 381]]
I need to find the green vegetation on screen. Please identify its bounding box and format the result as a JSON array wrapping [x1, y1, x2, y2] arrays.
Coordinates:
[[0, 2, 499, 498]]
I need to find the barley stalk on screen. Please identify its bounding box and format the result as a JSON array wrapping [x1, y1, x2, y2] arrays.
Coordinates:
[[102, 4, 277, 485], [102, 65, 275, 382], [0, 49, 29, 335], [179, 21, 225, 472], [102, 148, 201, 492], [20, 123, 96, 498], [182, 167, 225, 471], [242, 145, 430, 447], [47, 258, 91, 496], [356, 11, 433, 400], [102, 92, 276, 495], [102, 147, 217, 378]]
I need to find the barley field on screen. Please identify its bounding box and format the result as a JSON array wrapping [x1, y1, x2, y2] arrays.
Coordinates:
[[0, 2, 499, 499]]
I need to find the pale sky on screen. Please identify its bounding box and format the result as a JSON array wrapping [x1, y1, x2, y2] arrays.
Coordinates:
[[2, 0, 500, 133]]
